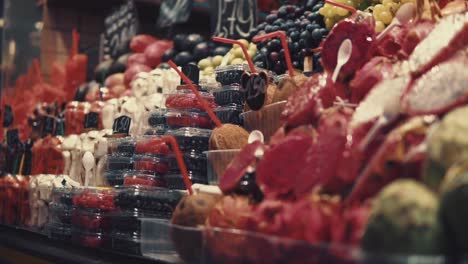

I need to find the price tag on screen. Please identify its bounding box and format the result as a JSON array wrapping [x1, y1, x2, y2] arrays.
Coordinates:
[[180, 64, 199, 85], [241, 71, 268, 111], [43, 116, 56, 135], [84, 112, 100, 130], [112, 115, 132, 135], [3, 105, 14, 128], [157, 0, 193, 28], [103, 1, 139, 59], [6, 129, 19, 146], [210, 0, 257, 39]]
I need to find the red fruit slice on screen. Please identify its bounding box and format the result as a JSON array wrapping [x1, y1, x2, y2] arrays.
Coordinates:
[[402, 52, 468, 116], [220, 141, 266, 193], [256, 132, 314, 198], [408, 12, 468, 76], [321, 12, 375, 81]]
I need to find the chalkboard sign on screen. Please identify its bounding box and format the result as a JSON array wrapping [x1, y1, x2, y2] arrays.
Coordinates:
[[104, 1, 139, 59], [180, 64, 199, 85], [84, 112, 100, 130], [241, 71, 268, 111], [6, 129, 19, 146], [210, 0, 257, 39], [43, 116, 56, 135], [157, 0, 193, 28], [3, 105, 13, 128], [112, 115, 132, 135]]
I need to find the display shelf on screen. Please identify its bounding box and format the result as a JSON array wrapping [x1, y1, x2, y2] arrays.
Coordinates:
[[0, 225, 171, 264]]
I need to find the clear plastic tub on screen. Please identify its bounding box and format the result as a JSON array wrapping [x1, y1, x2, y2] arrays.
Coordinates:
[[133, 155, 170, 175], [104, 170, 128, 187], [165, 90, 217, 111], [144, 127, 167, 137], [123, 170, 167, 188], [212, 85, 245, 106], [214, 105, 243, 125], [50, 187, 81, 207], [46, 223, 72, 241], [114, 186, 184, 218], [240, 100, 287, 144], [109, 208, 161, 234], [146, 109, 167, 128], [107, 137, 136, 156], [215, 64, 250, 86], [165, 128, 212, 153], [205, 149, 241, 185], [168, 150, 207, 176], [165, 110, 214, 129], [72, 188, 116, 211], [165, 173, 208, 190], [71, 208, 112, 231], [134, 136, 170, 156], [72, 229, 110, 248], [111, 231, 143, 255], [49, 203, 74, 225], [106, 155, 134, 171]]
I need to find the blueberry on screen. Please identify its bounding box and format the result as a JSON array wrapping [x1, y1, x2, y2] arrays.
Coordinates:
[[279, 49, 285, 60], [286, 19, 295, 28], [266, 14, 278, 24], [289, 31, 300, 41], [277, 7, 288, 18], [273, 18, 285, 26], [312, 28, 324, 40], [280, 23, 289, 31], [267, 39, 281, 52], [319, 28, 329, 37], [298, 39, 306, 49], [260, 47, 269, 55], [269, 51, 280, 62], [254, 60, 266, 69], [306, 23, 319, 33], [312, 4, 322, 11], [265, 25, 274, 33], [300, 30, 311, 41], [307, 12, 318, 22], [289, 42, 300, 53], [270, 25, 280, 32], [257, 22, 267, 30]]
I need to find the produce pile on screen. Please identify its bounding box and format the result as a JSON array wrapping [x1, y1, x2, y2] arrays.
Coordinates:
[[0, 0, 466, 262]]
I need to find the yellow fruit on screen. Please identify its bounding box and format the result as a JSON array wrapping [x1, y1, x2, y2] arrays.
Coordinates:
[[248, 43, 257, 53], [375, 21, 386, 32], [198, 58, 212, 70], [233, 47, 245, 59], [247, 50, 256, 60], [212, 55, 223, 67], [380, 11, 393, 24], [204, 66, 214, 74], [238, 39, 250, 48], [230, 58, 245, 65]]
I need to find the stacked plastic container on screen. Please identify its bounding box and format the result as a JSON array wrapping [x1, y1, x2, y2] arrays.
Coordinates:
[[71, 188, 116, 248], [213, 64, 248, 126], [46, 187, 79, 241], [105, 137, 136, 186]]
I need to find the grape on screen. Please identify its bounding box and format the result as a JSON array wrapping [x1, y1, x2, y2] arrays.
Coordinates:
[[379, 11, 393, 24], [289, 31, 301, 41], [266, 14, 278, 24], [319, 0, 356, 30], [375, 21, 386, 32]]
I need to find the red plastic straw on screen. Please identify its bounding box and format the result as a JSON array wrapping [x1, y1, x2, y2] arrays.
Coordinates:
[[71, 29, 79, 59], [168, 60, 223, 128], [161, 135, 193, 195], [253, 31, 294, 77], [325, 0, 357, 14], [212, 37, 256, 73]]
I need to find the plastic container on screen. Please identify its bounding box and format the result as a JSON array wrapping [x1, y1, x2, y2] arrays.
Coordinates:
[[214, 105, 243, 125], [50, 187, 81, 207], [133, 155, 169, 175], [73, 188, 116, 211], [72, 208, 112, 231], [72, 229, 110, 248], [165, 110, 214, 129], [114, 186, 184, 218], [141, 219, 198, 264], [213, 85, 245, 106], [109, 208, 161, 234], [241, 101, 287, 144], [107, 137, 136, 156], [165, 90, 217, 111], [111, 231, 143, 255], [147, 109, 167, 128], [165, 173, 208, 190], [168, 150, 207, 176], [104, 170, 128, 187], [134, 136, 170, 156], [144, 127, 167, 136], [46, 223, 72, 241], [215, 64, 250, 86], [49, 203, 74, 225], [123, 171, 167, 188], [165, 128, 212, 153], [205, 149, 241, 185], [107, 155, 134, 171]]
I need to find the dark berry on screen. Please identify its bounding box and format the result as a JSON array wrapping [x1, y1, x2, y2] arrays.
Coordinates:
[[306, 23, 319, 33], [266, 14, 278, 24], [312, 4, 322, 11], [312, 28, 322, 40], [273, 18, 285, 26], [277, 7, 288, 18], [289, 31, 300, 41], [269, 51, 280, 62], [270, 25, 280, 32], [265, 25, 274, 33]]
